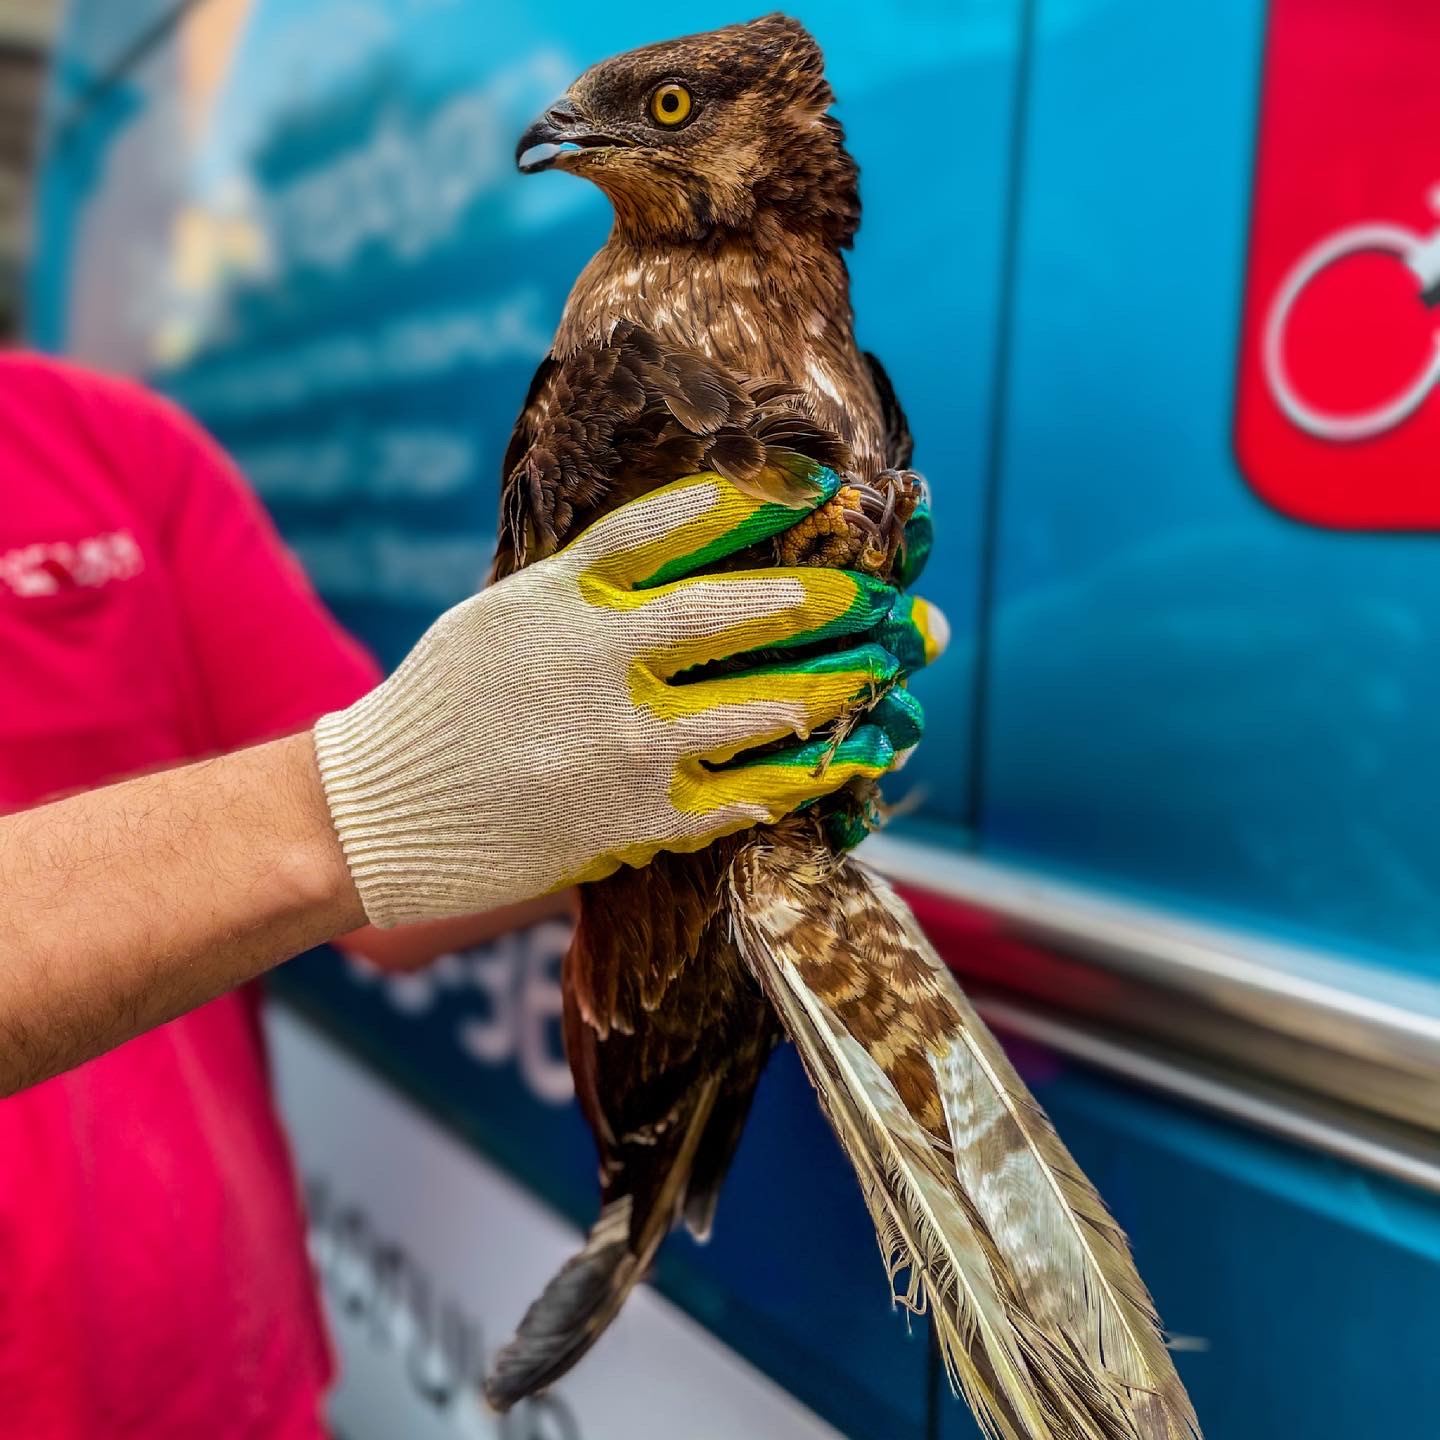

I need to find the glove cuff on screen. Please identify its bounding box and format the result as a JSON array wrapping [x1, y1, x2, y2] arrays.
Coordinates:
[[313, 685, 489, 928]]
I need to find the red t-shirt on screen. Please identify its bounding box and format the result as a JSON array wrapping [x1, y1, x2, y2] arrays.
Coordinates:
[[0, 355, 381, 1438]]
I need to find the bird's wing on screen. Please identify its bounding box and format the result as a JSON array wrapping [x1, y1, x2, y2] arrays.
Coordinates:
[[502, 353, 557, 479], [488, 355, 556, 583], [490, 320, 850, 580], [730, 821, 1202, 1440], [863, 350, 914, 471], [487, 846, 780, 1411]]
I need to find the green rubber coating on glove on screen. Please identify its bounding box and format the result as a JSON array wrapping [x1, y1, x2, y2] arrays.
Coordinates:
[[740, 641, 900, 691], [897, 495, 933, 590], [745, 722, 895, 776], [824, 806, 876, 853], [783, 571, 899, 650], [869, 687, 925, 752], [872, 595, 930, 676], [639, 466, 843, 588]]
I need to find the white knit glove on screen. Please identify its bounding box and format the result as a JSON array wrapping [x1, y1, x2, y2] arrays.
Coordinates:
[[313, 471, 948, 926]]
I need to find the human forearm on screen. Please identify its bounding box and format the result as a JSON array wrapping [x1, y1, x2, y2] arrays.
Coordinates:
[[0, 733, 362, 1095]]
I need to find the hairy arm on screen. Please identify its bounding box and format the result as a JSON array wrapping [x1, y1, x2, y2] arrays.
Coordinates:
[[0, 733, 363, 1096]]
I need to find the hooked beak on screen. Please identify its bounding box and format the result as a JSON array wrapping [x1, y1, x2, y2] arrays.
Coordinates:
[[516, 95, 626, 174]]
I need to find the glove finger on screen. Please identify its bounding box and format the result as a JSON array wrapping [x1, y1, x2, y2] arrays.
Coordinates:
[[662, 644, 900, 751], [790, 687, 924, 820], [870, 593, 949, 676], [815, 693, 926, 852], [636, 567, 897, 672], [868, 687, 925, 759], [896, 490, 934, 589], [693, 723, 898, 822], [571, 468, 843, 589]]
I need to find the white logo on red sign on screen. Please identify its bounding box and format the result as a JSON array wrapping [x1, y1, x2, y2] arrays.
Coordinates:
[[1263, 184, 1440, 443], [0, 530, 144, 598], [1234, 0, 1440, 528]]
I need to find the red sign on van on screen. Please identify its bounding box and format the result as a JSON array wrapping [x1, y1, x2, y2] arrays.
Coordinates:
[[1234, 0, 1440, 529]]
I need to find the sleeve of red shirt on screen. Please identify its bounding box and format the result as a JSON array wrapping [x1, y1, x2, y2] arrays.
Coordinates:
[[141, 390, 382, 751]]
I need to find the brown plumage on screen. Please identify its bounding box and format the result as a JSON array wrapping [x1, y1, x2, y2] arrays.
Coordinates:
[[484, 17, 1201, 1440]]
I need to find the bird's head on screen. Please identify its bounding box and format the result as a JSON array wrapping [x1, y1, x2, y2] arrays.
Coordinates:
[[515, 14, 859, 248]]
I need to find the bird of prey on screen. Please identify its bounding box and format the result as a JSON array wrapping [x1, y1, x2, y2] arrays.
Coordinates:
[[485, 16, 1200, 1440]]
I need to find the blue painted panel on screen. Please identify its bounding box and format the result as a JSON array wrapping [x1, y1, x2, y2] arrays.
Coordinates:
[[30, 3, 1023, 1435], [985, 0, 1440, 975], [41, 6, 1440, 1440], [944, 1054, 1440, 1438], [935, 1047, 1440, 1438], [958, 5, 1440, 1432]]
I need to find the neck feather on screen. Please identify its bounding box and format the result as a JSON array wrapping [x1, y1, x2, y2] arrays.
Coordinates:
[[554, 222, 854, 366]]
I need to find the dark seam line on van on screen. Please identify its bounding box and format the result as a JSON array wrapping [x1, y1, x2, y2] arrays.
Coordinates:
[[963, 0, 1038, 843], [47, 0, 209, 152]]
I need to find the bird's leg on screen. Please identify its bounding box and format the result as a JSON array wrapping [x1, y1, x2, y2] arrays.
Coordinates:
[[776, 469, 923, 579]]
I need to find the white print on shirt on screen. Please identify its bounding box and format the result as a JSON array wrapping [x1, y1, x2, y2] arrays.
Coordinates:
[[0, 530, 144, 598]]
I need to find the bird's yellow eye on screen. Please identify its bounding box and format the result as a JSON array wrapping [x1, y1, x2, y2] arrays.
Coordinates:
[[649, 83, 693, 127]]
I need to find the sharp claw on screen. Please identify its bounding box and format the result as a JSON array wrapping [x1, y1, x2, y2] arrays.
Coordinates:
[[879, 485, 897, 531], [840, 507, 882, 543]]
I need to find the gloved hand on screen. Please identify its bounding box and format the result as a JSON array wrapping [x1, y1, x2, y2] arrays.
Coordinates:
[[313, 470, 948, 926]]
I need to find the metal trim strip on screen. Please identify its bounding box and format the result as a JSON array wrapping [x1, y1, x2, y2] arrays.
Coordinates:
[[860, 835, 1440, 1151], [973, 995, 1440, 1194]]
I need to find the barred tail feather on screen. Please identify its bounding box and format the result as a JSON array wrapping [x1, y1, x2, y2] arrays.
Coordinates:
[[758, 948, 1044, 1440], [483, 1197, 641, 1411], [729, 828, 1201, 1440], [484, 1075, 722, 1411]]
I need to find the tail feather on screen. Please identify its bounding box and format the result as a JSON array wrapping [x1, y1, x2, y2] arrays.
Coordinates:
[[729, 830, 1201, 1440], [484, 1075, 722, 1411], [483, 1198, 639, 1410]]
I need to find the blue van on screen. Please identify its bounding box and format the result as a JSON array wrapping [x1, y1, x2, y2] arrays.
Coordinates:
[[30, 3, 1440, 1437]]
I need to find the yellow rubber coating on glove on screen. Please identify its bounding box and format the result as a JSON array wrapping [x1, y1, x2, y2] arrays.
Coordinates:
[[575, 468, 841, 591], [635, 642, 900, 741]]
